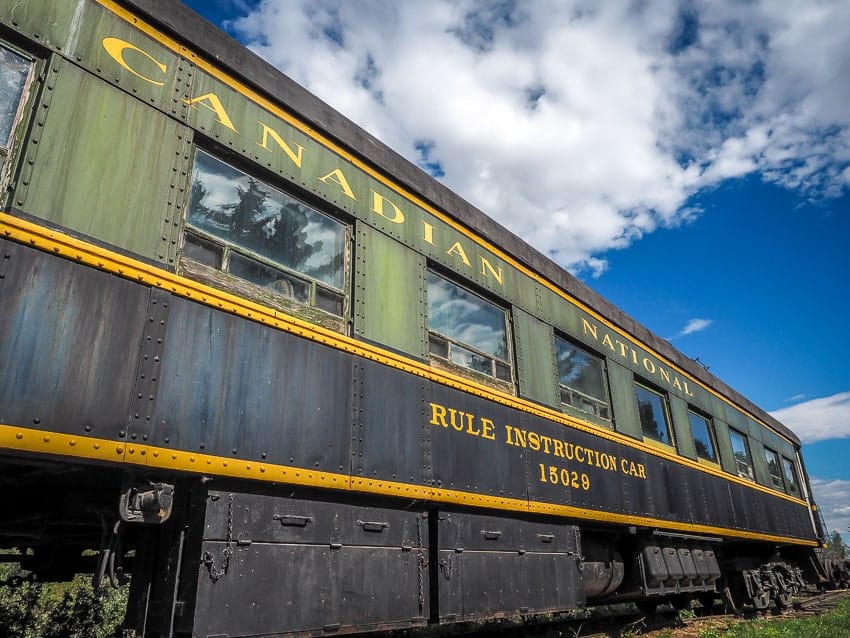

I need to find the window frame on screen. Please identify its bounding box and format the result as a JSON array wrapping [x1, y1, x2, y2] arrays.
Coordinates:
[[0, 40, 37, 175], [179, 147, 351, 327], [633, 380, 675, 449], [425, 270, 513, 387], [554, 334, 611, 421], [763, 446, 785, 491], [687, 407, 719, 466], [728, 428, 755, 481], [781, 455, 801, 497]]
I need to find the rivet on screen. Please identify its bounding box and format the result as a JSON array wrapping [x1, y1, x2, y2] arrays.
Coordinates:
[[15, 433, 23, 440]]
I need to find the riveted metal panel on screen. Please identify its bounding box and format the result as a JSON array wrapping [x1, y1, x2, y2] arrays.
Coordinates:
[[354, 224, 427, 358], [352, 358, 430, 485], [149, 296, 353, 471], [724, 405, 748, 432], [67, 1, 192, 117], [713, 419, 738, 476], [13, 59, 192, 267], [436, 511, 581, 622], [0, 239, 146, 439], [513, 307, 558, 407], [0, 0, 80, 52], [606, 359, 641, 439], [193, 491, 428, 637], [428, 384, 527, 499], [669, 395, 697, 460], [126, 287, 171, 444]]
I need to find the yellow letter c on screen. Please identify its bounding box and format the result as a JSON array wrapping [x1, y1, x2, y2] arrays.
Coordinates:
[[102, 37, 167, 86]]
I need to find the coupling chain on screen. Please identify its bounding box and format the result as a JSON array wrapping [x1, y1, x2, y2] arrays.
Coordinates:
[[203, 492, 235, 582]]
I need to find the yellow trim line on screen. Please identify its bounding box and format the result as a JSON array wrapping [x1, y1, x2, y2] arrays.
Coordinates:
[[92, 0, 796, 449], [0, 210, 807, 510], [0, 423, 817, 547]]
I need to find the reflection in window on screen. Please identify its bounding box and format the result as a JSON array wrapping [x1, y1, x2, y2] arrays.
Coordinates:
[[184, 150, 346, 315], [688, 410, 718, 463], [634, 382, 674, 447], [764, 447, 784, 490], [555, 337, 610, 420], [782, 457, 800, 496], [426, 272, 511, 382], [0, 44, 32, 154], [729, 429, 754, 480]]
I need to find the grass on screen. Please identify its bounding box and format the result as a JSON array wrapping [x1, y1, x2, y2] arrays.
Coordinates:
[[698, 596, 850, 638]]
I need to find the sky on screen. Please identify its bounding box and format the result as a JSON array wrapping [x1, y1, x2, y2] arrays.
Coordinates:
[[179, 0, 850, 543]]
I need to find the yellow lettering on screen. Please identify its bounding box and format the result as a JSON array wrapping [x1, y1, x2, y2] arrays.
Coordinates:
[[445, 241, 471, 267], [638, 463, 647, 479], [683, 381, 694, 397], [102, 37, 167, 86], [616, 340, 629, 358], [581, 318, 598, 341], [659, 367, 671, 384], [478, 256, 503, 285], [553, 439, 565, 458], [480, 417, 496, 440], [370, 190, 404, 223], [318, 168, 357, 200], [540, 435, 552, 454], [574, 446, 585, 463], [465, 413, 481, 436], [642, 357, 656, 374], [505, 425, 527, 448], [601, 334, 616, 352], [528, 431, 541, 451], [256, 122, 305, 168], [183, 93, 238, 132], [564, 443, 575, 461], [447, 409, 463, 432], [429, 403, 448, 427], [420, 220, 434, 245], [672, 377, 683, 392]]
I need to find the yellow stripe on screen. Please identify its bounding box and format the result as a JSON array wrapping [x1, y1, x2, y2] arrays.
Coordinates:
[[92, 0, 796, 449], [0, 210, 807, 508], [0, 423, 817, 547]]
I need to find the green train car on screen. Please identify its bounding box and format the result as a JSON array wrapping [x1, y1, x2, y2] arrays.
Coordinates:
[[0, 1, 831, 635]]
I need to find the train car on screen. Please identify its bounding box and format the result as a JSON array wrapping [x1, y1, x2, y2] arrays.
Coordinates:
[[0, 0, 829, 635]]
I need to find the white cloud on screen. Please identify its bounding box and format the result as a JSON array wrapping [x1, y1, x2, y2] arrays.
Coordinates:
[[671, 318, 714, 340], [231, 0, 850, 274], [770, 392, 850, 444], [811, 477, 850, 543]]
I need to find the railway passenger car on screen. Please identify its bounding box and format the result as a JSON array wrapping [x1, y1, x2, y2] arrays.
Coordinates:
[[0, 0, 829, 635]]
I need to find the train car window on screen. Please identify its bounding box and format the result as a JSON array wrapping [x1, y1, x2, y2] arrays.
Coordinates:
[[555, 336, 611, 420], [183, 149, 347, 316], [782, 456, 801, 496], [729, 429, 755, 481], [426, 271, 511, 382], [763, 447, 785, 490], [634, 382, 674, 448], [0, 43, 33, 160], [688, 409, 718, 464]]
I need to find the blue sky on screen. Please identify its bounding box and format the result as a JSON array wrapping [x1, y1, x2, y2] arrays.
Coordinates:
[[180, 0, 850, 542]]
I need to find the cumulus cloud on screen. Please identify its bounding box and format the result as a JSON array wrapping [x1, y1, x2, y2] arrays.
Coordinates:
[[770, 392, 850, 444], [670, 318, 713, 340], [810, 478, 850, 542], [231, 0, 850, 274]]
